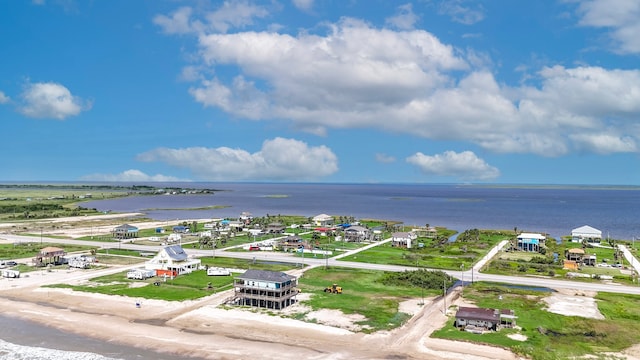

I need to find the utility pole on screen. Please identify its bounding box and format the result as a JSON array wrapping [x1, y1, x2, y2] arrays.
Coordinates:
[[461, 264, 464, 287], [443, 278, 447, 314]]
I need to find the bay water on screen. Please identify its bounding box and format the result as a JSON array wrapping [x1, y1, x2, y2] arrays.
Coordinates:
[[83, 183, 640, 241]]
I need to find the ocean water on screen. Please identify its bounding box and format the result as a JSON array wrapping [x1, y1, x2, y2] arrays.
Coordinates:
[[0, 315, 202, 360], [83, 183, 640, 240]]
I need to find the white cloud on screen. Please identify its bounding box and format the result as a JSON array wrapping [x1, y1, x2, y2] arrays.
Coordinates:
[[81, 169, 186, 182], [154, 2, 269, 35], [137, 137, 338, 181], [385, 3, 419, 30], [0, 91, 9, 104], [406, 151, 500, 181], [438, 0, 485, 25], [19, 82, 91, 119], [153, 7, 203, 35], [292, 0, 314, 12], [569, 133, 637, 154], [375, 153, 396, 163], [160, 12, 640, 157], [574, 0, 640, 54]]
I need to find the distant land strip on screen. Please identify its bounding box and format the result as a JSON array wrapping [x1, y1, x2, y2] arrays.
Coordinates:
[[140, 205, 230, 211]]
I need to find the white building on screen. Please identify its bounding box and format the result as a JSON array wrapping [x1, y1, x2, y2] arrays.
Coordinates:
[[571, 225, 602, 243], [145, 245, 201, 277], [312, 214, 334, 227], [391, 232, 418, 248]]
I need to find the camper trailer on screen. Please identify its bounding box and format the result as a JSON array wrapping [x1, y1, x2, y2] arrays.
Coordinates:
[[127, 269, 155, 280], [1, 269, 20, 278], [207, 267, 231, 276]]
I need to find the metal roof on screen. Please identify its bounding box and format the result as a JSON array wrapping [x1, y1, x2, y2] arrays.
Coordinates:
[[237, 269, 295, 283], [163, 245, 188, 261]]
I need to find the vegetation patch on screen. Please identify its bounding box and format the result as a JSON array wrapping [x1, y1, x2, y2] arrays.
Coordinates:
[[432, 283, 640, 360], [297, 267, 451, 332], [339, 228, 505, 270]]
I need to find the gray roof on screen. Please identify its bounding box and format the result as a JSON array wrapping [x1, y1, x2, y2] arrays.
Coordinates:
[[114, 224, 138, 231], [237, 269, 295, 283], [163, 245, 188, 261], [455, 307, 514, 322]]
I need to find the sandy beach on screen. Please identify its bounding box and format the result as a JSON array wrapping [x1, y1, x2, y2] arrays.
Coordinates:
[[0, 279, 520, 360]]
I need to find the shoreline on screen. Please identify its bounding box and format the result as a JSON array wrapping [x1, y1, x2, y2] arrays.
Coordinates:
[[0, 273, 520, 360]]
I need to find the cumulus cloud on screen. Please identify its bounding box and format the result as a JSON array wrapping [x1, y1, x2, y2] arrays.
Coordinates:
[[137, 137, 338, 181], [385, 3, 419, 30], [19, 82, 91, 119], [81, 169, 186, 182], [154, 2, 269, 35], [574, 0, 640, 54], [158, 9, 640, 157], [0, 91, 9, 104], [375, 153, 396, 163], [292, 0, 314, 12], [406, 150, 500, 181], [438, 0, 485, 25]]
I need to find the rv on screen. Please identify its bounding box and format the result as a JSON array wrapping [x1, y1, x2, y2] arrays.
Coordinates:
[[207, 267, 231, 276], [1, 269, 20, 278], [127, 269, 155, 280]]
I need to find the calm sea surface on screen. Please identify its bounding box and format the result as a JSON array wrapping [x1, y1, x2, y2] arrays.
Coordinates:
[[83, 183, 640, 241]]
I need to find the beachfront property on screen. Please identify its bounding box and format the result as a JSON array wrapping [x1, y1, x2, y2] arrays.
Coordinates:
[[391, 231, 418, 248], [571, 225, 602, 243], [343, 225, 371, 242], [454, 307, 516, 332], [33, 246, 66, 267], [144, 245, 201, 277], [232, 269, 298, 310], [111, 224, 139, 240], [516, 233, 546, 252], [312, 214, 334, 227]]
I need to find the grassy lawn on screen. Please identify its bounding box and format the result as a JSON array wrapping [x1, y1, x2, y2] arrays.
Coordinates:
[[47, 257, 299, 301], [296, 267, 444, 332], [47, 270, 228, 301], [485, 237, 635, 285], [339, 229, 506, 270], [0, 242, 97, 260], [432, 283, 640, 360]]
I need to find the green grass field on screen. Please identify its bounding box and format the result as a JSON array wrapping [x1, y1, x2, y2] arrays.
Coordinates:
[[433, 283, 640, 360], [339, 229, 506, 270], [296, 267, 445, 332]]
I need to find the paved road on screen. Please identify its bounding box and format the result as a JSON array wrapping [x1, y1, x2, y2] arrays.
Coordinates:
[[4, 233, 640, 296]]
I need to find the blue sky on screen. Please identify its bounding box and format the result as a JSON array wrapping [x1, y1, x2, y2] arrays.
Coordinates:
[[1, 0, 639, 184]]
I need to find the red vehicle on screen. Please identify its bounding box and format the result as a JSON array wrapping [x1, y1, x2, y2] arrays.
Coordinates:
[[248, 246, 260, 251]]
